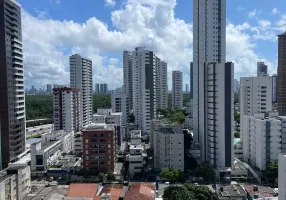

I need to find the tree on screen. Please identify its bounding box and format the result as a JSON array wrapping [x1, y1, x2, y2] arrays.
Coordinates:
[[99, 172, 105, 182], [265, 160, 278, 185], [234, 93, 239, 104], [234, 113, 240, 124], [184, 184, 215, 200], [234, 131, 240, 138], [159, 168, 182, 182], [195, 164, 216, 183], [163, 185, 195, 200]]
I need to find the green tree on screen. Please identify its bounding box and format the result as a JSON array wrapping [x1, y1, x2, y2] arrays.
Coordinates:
[[195, 164, 216, 183], [184, 184, 215, 200], [234, 93, 239, 104], [163, 185, 195, 200], [99, 172, 105, 182], [234, 113, 240, 124], [159, 168, 182, 182], [265, 161, 278, 185], [234, 131, 240, 138]]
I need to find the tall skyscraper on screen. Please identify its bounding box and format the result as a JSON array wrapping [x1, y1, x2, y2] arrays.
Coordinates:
[[0, 0, 25, 168], [185, 84, 189, 93], [172, 71, 183, 109], [234, 79, 239, 94], [53, 87, 81, 132], [273, 74, 278, 103], [193, 0, 234, 169], [257, 62, 268, 77], [278, 32, 286, 116], [190, 62, 193, 99], [155, 59, 168, 110], [99, 83, 108, 93], [95, 83, 100, 93], [123, 50, 133, 112], [47, 84, 52, 93], [70, 54, 93, 127], [111, 93, 127, 124], [132, 47, 156, 134]]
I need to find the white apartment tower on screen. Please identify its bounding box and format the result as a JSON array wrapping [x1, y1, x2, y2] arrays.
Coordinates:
[[53, 87, 81, 132], [132, 47, 157, 134], [193, 0, 234, 169], [0, 0, 26, 168], [111, 93, 127, 124], [240, 76, 273, 117], [156, 59, 168, 110], [172, 71, 183, 109], [279, 153, 286, 200], [123, 51, 133, 112], [70, 54, 93, 127]]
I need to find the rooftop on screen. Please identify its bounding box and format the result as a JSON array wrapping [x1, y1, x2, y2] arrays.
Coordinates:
[[158, 127, 176, 134], [124, 183, 155, 200], [66, 184, 98, 199], [217, 184, 247, 198], [84, 123, 114, 131], [94, 184, 124, 200], [244, 185, 278, 198]]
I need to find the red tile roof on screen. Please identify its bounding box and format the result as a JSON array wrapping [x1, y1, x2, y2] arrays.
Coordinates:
[[124, 183, 155, 200], [94, 184, 124, 200], [67, 183, 98, 198]]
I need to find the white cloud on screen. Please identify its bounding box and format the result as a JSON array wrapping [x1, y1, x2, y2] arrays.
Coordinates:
[[258, 20, 271, 28], [21, 0, 278, 90], [272, 8, 279, 14], [248, 9, 257, 17], [105, 0, 116, 7]]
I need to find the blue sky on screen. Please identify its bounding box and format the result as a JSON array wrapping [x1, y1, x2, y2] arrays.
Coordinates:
[[17, 0, 286, 89]]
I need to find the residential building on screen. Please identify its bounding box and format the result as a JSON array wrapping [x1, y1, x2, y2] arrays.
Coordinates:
[[243, 185, 278, 199], [185, 84, 189, 93], [190, 62, 193, 99], [273, 74, 278, 103], [124, 183, 155, 200], [0, 165, 31, 200], [132, 47, 157, 134], [111, 92, 127, 124], [95, 83, 100, 93], [216, 184, 247, 200], [155, 59, 168, 110], [100, 83, 108, 94], [82, 123, 116, 173], [279, 153, 286, 200], [278, 32, 286, 116], [53, 87, 81, 132], [73, 133, 82, 156], [242, 113, 286, 171], [0, 0, 26, 168], [153, 124, 184, 171], [47, 84, 52, 93], [172, 71, 183, 109], [123, 50, 133, 112], [193, 0, 234, 169], [240, 76, 273, 117], [234, 79, 239, 94], [93, 109, 122, 146], [70, 54, 93, 127], [257, 62, 268, 77], [30, 130, 74, 171]]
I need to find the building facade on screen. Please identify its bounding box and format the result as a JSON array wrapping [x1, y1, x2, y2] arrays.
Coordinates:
[[70, 54, 93, 127], [47, 84, 52, 93], [123, 50, 133, 113], [257, 62, 268, 77], [242, 113, 286, 171], [153, 125, 184, 171], [240, 76, 273, 117], [193, 0, 234, 169], [82, 124, 116, 173], [100, 83, 108, 94], [0, 0, 26, 168], [278, 32, 286, 116], [53, 87, 81, 132], [132, 47, 157, 134], [234, 79, 239, 94], [172, 71, 183, 109], [273, 74, 278, 103], [155, 59, 168, 110], [95, 83, 100, 93], [111, 93, 127, 124], [279, 153, 286, 200]]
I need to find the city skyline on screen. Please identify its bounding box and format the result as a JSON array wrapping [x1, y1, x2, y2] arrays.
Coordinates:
[[17, 0, 285, 90]]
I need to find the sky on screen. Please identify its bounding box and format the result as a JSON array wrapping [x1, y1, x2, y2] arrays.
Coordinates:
[[18, 0, 286, 90]]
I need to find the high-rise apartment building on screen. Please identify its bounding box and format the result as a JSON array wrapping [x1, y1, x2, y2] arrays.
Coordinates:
[[47, 84, 52, 93], [123, 51, 133, 112], [0, 0, 26, 168], [193, 0, 234, 169], [70, 54, 93, 127], [242, 113, 286, 171], [100, 83, 108, 94], [82, 123, 116, 173], [279, 153, 286, 200], [53, 87, 81, 132], [234, 79, 239, 94], [273, 74, 278, 103], [257, 62, 268, 77], [190, 62, 193, 99], [111, 93, 127, 124], [172, 71, 183, 109], [132, 47, 156, 134], [240, 76, 273, 117], [95, 83, 100, 93], [278, 32, 286, 116], [155, 59, 168, 110], [185, 84, 189, 93]]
